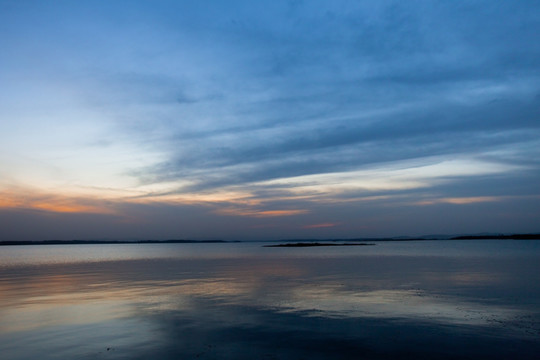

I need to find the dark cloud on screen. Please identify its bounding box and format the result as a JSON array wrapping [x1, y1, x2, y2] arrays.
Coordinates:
[[136, 93, 540, 191], [1, 1, 539, 239], [109, 1, 540, 195]]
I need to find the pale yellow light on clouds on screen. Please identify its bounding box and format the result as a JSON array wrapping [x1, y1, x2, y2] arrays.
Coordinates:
[[0, 155, 524, 217], [215, 208, 309, 218], [416, 197, 501, 205], [256, 158, 520, 197]]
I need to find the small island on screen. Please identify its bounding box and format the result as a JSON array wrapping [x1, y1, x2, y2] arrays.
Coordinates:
[[264, 242, 375, 247]]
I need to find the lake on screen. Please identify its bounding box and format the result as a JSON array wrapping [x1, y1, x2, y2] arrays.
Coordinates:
[[1, 240, 539, 359]]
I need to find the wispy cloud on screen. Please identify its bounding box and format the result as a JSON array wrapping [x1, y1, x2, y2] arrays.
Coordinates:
[[0, 189, 117, 215], [1, 1, 539, 239], [415, 197, 501, 206], [215, 208, 309, 218]]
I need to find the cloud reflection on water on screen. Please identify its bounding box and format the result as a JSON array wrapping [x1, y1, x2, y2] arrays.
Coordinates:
[[1, 245, 540, 359]]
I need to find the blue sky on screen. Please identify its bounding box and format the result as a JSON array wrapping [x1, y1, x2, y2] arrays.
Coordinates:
[[1, 0, 539, 240]]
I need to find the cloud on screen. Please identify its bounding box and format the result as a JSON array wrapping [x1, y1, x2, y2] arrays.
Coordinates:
[[0, 188, 118, 215], [415, 197, 502, 206], [1, 1, 539, 239], [215, 208, 309, 218]]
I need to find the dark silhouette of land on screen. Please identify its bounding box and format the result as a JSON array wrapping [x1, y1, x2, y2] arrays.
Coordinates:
[[450, 234, 540, 240], [0, 233, 538, 246], [0, 239, 233, 246], [264, 242, 375, 247]]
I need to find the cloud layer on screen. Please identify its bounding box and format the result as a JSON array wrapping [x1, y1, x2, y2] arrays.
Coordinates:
[[1, 1, 539, 240]]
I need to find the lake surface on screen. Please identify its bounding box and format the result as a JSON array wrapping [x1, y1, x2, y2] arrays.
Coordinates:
[[1, 240, 539, 359]]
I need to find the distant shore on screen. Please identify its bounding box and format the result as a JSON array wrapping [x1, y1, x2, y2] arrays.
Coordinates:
[[1, 234, 539, 246], [450, 234, 540, 240], [0, 239, 234, 246], [264, 242, 375, 247]]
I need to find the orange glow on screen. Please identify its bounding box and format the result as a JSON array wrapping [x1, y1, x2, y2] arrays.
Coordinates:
[[29, 201, 111, 214], [0, 190, 116, 214], [0, 186, 311, 218], [216, 208, 309, 217]]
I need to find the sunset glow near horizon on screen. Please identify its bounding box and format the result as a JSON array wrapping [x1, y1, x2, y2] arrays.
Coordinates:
[[1, 1, 539, 240]]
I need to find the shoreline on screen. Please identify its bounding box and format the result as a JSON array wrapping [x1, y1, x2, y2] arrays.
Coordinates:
[[1, 234, 539, 246], [264, 242, 375, 247]]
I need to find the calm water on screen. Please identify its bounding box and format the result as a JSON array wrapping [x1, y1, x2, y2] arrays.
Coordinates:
[[1, 240, 539, 359]]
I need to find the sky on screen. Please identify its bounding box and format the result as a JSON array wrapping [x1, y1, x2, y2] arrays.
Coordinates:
[[1, 0, 539, 241]]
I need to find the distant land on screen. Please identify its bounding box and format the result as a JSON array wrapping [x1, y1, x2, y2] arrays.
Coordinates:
[[450, 234, 540, 240], [264, 242, 375, 247], [1, 233, 539, 246], [274, 233, 540, 242], [0, 239, 235, 246]]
